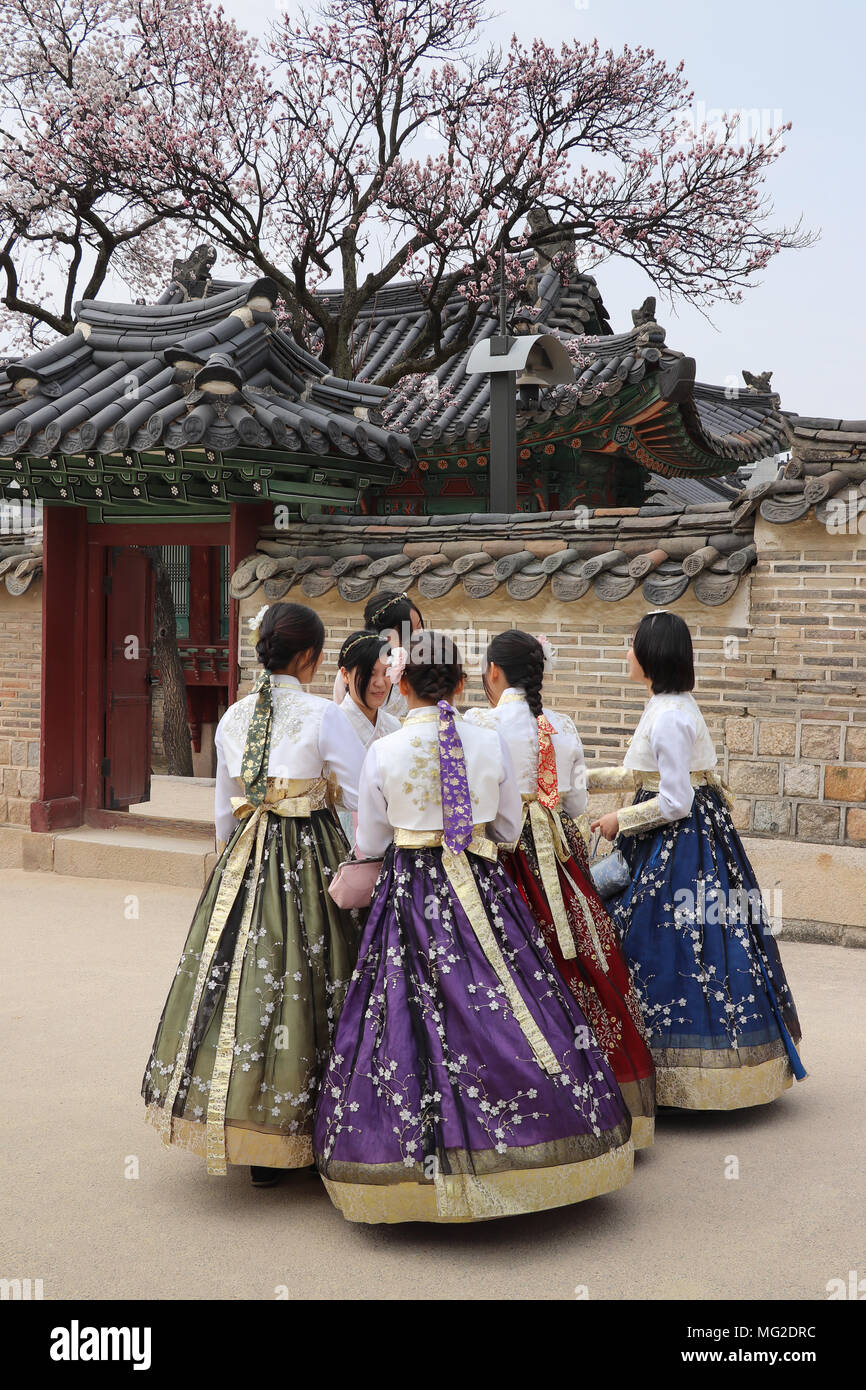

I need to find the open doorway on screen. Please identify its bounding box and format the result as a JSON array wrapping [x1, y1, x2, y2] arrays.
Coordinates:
[[128, 541, 229, 830]]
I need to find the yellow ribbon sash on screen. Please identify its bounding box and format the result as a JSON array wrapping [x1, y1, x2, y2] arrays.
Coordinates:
[[521, 797, 608, 973], [394, 827, 561, 1077]]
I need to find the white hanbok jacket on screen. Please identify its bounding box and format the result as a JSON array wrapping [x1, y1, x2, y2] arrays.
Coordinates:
[[463, 688, 588, 820], [588, 691, 719, 833], [354, 705, 523, 860], [213, 674, 364, 845], [338, 693, 402, 750]]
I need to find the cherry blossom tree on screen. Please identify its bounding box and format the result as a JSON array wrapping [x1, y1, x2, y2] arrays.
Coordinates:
[[0, 0, 811, 380]]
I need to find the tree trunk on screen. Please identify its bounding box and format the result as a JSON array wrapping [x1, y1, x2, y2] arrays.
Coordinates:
[[145, 547, 193, 778]]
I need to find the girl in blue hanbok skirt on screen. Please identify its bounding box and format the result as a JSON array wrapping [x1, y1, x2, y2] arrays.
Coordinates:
[[590, 612, 805, 1111], [314, 631, 633, 1223]]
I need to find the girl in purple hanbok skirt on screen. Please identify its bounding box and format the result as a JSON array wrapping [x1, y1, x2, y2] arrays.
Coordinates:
[[313, 631, 633, 1224]]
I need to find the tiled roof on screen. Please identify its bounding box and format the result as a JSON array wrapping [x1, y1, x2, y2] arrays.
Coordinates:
[[0, 278, 415, 467], [229, 499, 763, 608], [360, 271, 787, 469], [749, 414, 866, 525]]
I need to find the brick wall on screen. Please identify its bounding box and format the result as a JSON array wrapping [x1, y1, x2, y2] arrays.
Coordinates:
[[719, 514, 865, 846], [0, 582, 42, 823], [237, 514, 864, 849]]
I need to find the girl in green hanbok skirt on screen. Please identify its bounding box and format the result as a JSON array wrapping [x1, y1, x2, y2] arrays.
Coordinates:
[[141, 602, 365, 1185]]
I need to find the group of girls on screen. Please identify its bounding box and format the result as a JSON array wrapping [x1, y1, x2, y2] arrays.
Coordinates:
[[142, 591, 804, 1224]]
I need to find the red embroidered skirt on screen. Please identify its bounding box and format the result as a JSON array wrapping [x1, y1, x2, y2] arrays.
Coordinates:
[[501, 811, 656, 1148]]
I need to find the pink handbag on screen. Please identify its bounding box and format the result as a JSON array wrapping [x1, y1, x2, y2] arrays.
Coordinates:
[[327, 857, 383, 909]]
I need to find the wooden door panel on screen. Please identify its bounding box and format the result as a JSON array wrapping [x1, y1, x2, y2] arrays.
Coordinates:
[[105, 547, 153, 809]]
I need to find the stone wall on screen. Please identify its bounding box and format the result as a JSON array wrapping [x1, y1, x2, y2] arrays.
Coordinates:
[[719, 515, 865, 846], [237, 511, 865, 850], [0, 581, 42, 823]]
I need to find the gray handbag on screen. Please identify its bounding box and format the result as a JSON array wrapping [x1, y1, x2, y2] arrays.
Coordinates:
[[588, 830, 632, 900]]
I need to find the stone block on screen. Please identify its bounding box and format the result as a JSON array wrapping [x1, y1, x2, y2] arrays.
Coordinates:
[[824, 766, 866, 802], [0, 738, 10, 764], [776, 919, 842, 946], [22, 832, 54, 872], [17, 768, 39, 799], [783, 763, 820, 798], [7, 798, 30, 825], [844, 726, 866, 762], [27, 742, 39, 768], [2, 767, 19, 796], [0, 825, 24, 865], [730, 798, 752, 832], [727, 761, 781, 796], [757, 720, 797, 756], [11, 739, 26, 766], [800, 724, 841, 760], [753, 800, 792, 835], [796, 803, 841, 842], [724, 716, 755, 753], [845, 807, 866, 843]]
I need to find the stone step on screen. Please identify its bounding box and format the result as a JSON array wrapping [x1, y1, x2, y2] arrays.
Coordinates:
[[21, 824, 218, 888]]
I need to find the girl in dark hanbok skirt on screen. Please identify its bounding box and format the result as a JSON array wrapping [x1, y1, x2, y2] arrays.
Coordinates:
[[590, 611, 805, 1111], [142, 603, 365, 1183], [314, 631, 633, 1224], [464, 630, 656, 1149]]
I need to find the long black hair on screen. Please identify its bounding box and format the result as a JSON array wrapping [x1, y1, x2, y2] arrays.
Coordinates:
[[255, 602, 325, 673], [632, 611, 695, 693], [338, 629, 389, 708], [483, 630, 546, 717]]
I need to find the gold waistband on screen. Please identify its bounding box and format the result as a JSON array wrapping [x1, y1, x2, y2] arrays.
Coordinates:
[[393, 825, 498, 862], [633, 769, 729, 796], [232, 776, 329, 820]]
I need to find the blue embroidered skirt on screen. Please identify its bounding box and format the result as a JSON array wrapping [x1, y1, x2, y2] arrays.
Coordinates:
[[609, 785, 804, 1110]]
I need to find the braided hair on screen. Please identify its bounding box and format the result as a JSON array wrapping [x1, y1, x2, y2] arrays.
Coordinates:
[[402, 630, 464, 704], [484, 630, 546, 717], [256, 602, 325, 673]]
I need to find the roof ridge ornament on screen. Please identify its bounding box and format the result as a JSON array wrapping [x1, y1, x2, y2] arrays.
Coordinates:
[[742, 369, 773, 392], [169, 243, 217, 302]]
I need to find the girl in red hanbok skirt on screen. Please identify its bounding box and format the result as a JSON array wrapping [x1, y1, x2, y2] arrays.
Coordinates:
[[465, 630, 656, 1148]]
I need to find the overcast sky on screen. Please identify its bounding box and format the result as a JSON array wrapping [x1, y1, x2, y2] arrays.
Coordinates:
[[212, 0, 860, 420], [11, 0, 862, 420]]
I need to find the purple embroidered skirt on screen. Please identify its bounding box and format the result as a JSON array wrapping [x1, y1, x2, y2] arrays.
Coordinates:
[[313, 843, 634, 1223]]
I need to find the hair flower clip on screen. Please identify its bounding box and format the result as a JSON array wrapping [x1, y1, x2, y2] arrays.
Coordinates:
[[535, 633, 557, 673], [248, 604, 270, 640], [386, 645, 409, 686]]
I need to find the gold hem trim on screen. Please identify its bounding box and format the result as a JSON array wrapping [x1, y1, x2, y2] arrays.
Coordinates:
[[651, 1038, 793, 1069], [630, 1116, 655, 1150], [656, 1054, 796, 1110], [145, 1104, 313, 1169], [322, 1143, 634, 1224]]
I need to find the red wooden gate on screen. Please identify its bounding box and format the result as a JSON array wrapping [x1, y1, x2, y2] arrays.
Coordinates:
[[103, 546, 154, 810]]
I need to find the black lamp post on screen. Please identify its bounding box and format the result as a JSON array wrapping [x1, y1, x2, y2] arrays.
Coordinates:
[[465, 247, 574, 516], [488, 248, 517, 513]]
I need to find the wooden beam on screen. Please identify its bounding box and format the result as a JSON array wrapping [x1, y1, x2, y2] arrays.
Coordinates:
[[30, 506, 88, 830]]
